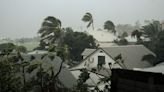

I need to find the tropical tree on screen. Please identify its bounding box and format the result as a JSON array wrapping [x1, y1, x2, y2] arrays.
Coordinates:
[[63, 30, 96, 61], [114, 32, 128, 45], [0, 43, 29, 92], [38, 16, 63, 48], [122, 32, 128, 38], [0, 42, 71, 92], [104, 20, 116, 34], [131, 29, 142, 43], [142, 21, 161, 50], [133, 20, 164, 64], [26, 54, 65, 92], [82, 12, 94, 30]]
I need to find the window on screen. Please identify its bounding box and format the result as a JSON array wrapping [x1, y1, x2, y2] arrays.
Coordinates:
[[97, 56, 105, 70]]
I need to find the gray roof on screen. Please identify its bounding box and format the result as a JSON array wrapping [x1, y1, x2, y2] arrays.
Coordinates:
[[81, 48, 96, 56], [102, 45, 154, 69], [81, 45, 155, 69], [22, 53, 76, 88]]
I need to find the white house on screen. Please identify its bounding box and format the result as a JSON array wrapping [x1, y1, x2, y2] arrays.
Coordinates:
[[85, 29, 145, 47], [70, 45, 155, 91], [86, 29, 117, 47]]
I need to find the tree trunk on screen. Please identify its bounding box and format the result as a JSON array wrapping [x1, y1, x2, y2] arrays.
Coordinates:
[[22, 66, 27, 92]]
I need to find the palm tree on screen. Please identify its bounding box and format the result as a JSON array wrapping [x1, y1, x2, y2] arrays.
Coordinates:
[[82, 12, 94, 30], [142, 21, 162, 50], [38, 16, 62, 46], [132, 21, 162, 49], [133, 20, 164, 64], [131, 30, 142, 41], [104, 20, 116, 34]]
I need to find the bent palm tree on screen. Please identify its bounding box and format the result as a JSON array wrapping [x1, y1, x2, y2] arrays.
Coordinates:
[[38, 16, 62, 46], [82, 12, 94, 30], [104, 20, 116, 34]]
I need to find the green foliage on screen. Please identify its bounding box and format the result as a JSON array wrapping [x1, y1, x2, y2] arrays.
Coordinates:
[[17, 46, 27, 53], [99, 77, 110, 84], [37, 17, 96, 63], [79, 69, 90, 82], [131, 29, 142, 41], [0, 43, 15, 55], [122, 32, 128, 38], [76, 68, 90, 92], [63, 30, 96, 61], [0, 48, 23, 91], [114, 38, 128, 45], [0, 42, 69, 92], [135, 20, 164, 64]]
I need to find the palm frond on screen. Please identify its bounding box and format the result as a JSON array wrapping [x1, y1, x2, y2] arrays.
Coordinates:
[[82, 12, 92, 22]]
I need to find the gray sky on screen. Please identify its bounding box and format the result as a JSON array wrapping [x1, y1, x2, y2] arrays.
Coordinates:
[[0, 0, 164, 39]]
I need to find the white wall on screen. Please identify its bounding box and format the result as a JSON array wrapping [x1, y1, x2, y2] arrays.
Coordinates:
[[71, 49, 121, 71], [82, 49, 121, 69]]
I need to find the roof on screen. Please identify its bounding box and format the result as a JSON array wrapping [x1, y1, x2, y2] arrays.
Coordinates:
[[81, 45, 155, 69], [81, 48, 96, 56], [27, 50, 48, 54], [70, 68, 111, 88], [103, 45, 154, 69], [22, 53, 76, 88]]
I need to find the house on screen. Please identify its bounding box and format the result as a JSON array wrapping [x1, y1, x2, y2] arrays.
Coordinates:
[[86, 29, 117, 47], [70, 45, 155, 90], [86, 29, 145, 47], [72, 45, 154, 70]]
